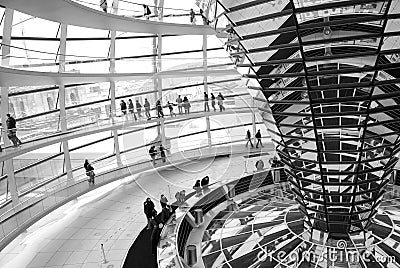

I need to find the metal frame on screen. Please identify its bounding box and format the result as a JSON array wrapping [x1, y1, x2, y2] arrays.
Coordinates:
[[216, 0, 400, 236]]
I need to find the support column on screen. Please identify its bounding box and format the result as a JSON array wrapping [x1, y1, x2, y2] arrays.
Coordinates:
[[156, 0, 166, 146], [252, 98, 257, 145], [58, 24, 73, 181], [110, 0, 122, 166], [157, 34, 167, 146], [203, 35, 212, 147], [1, 8, 19, 205]]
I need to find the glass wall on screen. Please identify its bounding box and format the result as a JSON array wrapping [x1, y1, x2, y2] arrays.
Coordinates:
[[0, 3, 268, 216]]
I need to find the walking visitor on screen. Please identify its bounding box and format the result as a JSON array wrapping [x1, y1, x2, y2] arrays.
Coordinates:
[[6, 114, 22, 147], [217, 92, 225, 111], [176, 95, 183, 114], [210, 93, 216, 111], [204, 92, 210, 112], [136, 99, 142, 119]]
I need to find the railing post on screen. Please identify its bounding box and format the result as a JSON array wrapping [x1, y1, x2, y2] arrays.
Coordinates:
[[156, 28, 167, 146], [110, 0, 123, 167], [252, 98, 257, 145], [58, 23, 73, 182], [1, 8, 19, 206], [203, 33, 212, 148]]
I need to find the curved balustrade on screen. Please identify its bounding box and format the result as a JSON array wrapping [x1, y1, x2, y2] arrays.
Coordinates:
[[0, 141, 273, 251], [73, 0, 210, 26], [0, 98, 256, 150], [0, 65, 238, 87], [0, 0, 220, 34], [0, 133, 272, 210], [156, 167, 289, 268], [0, 43, 232, 72]]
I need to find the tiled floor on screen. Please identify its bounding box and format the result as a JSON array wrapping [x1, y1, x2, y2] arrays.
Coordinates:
[[0, 154, 254, 268]]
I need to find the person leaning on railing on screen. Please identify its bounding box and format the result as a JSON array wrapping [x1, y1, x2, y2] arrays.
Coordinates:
[[6, 113, 22, 148], [84, 159, 95, 185]]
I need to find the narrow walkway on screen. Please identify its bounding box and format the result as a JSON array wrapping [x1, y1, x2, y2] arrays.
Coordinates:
[[0, 154, 256, 267], [0, 66, 238, 87], [0, 0, 219, 35]]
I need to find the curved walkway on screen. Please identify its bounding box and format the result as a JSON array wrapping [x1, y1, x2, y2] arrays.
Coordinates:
[[0, 149, 264, 268], [0, 107, 254, 163], [0, 66, 238, 87], [0, 0, 219, 35]]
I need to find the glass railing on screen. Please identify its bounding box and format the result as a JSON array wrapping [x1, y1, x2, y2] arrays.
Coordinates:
[[0, 137, 269, 246], [2, 54, 233, 74], [0, 42, 233, 72], [0, 115, 269, 204], [0, 130, 269, 207], [0, 97, 256, 149], [71, 0, 211, 26]]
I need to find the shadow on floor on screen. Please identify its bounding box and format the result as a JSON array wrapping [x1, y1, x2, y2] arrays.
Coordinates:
[[122, 227, 157, 268]]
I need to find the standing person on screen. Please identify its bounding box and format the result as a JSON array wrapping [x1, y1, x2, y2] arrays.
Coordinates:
[[183, 96, 191, 115], [100, 0, 107, 12], [156, 100, 164, 118], [201, 176, 210, 187], [270, 156, 281, 183], [175, 191, 182, 204], [245, 129, 254, 148], [200, 9, 208, 25], [6, 114, 22, 147], [160, 194, 168, 209], [128, 99, 137, 121], [143, 4, 151, 19], [255, 159, 265, 171], [193, 180, 201, 190], [135, 100, 142, 119], [210, 93, 216, 111], [180, 190, 186, 203], [160, 205, 172, 224], [120, 100, 127, 118], [217, 92, 225, 111], [144, 98, 151, 120], [204, 92, 210, 112], [255, 129, 263, 148], [149, 145, 157, 165], [190, 8, 196, 24], [167, 101, 176, 117], [151, 222, 163, 256], [144, 197, 155, 229], [84, 159, 95, 185], [159, 144, 166, 163], [176, 95, 183, 114]]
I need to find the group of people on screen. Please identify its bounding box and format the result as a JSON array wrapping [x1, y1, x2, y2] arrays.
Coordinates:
[[119, 98, 152, 121], [120, 92, 226, 122], [193, 176, 210, 190], [190, 8, 209, 25], [148, 144, 167, 165], [203, 92, 225, 112], [245, 129, 263, 148], [143, 176, 211, 255], [143, 195, 173, 256], [99, 1, 209, 25], [175, 95, 191, 115], [99, 0, 151, 18], [119, 98, 182, 121]]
